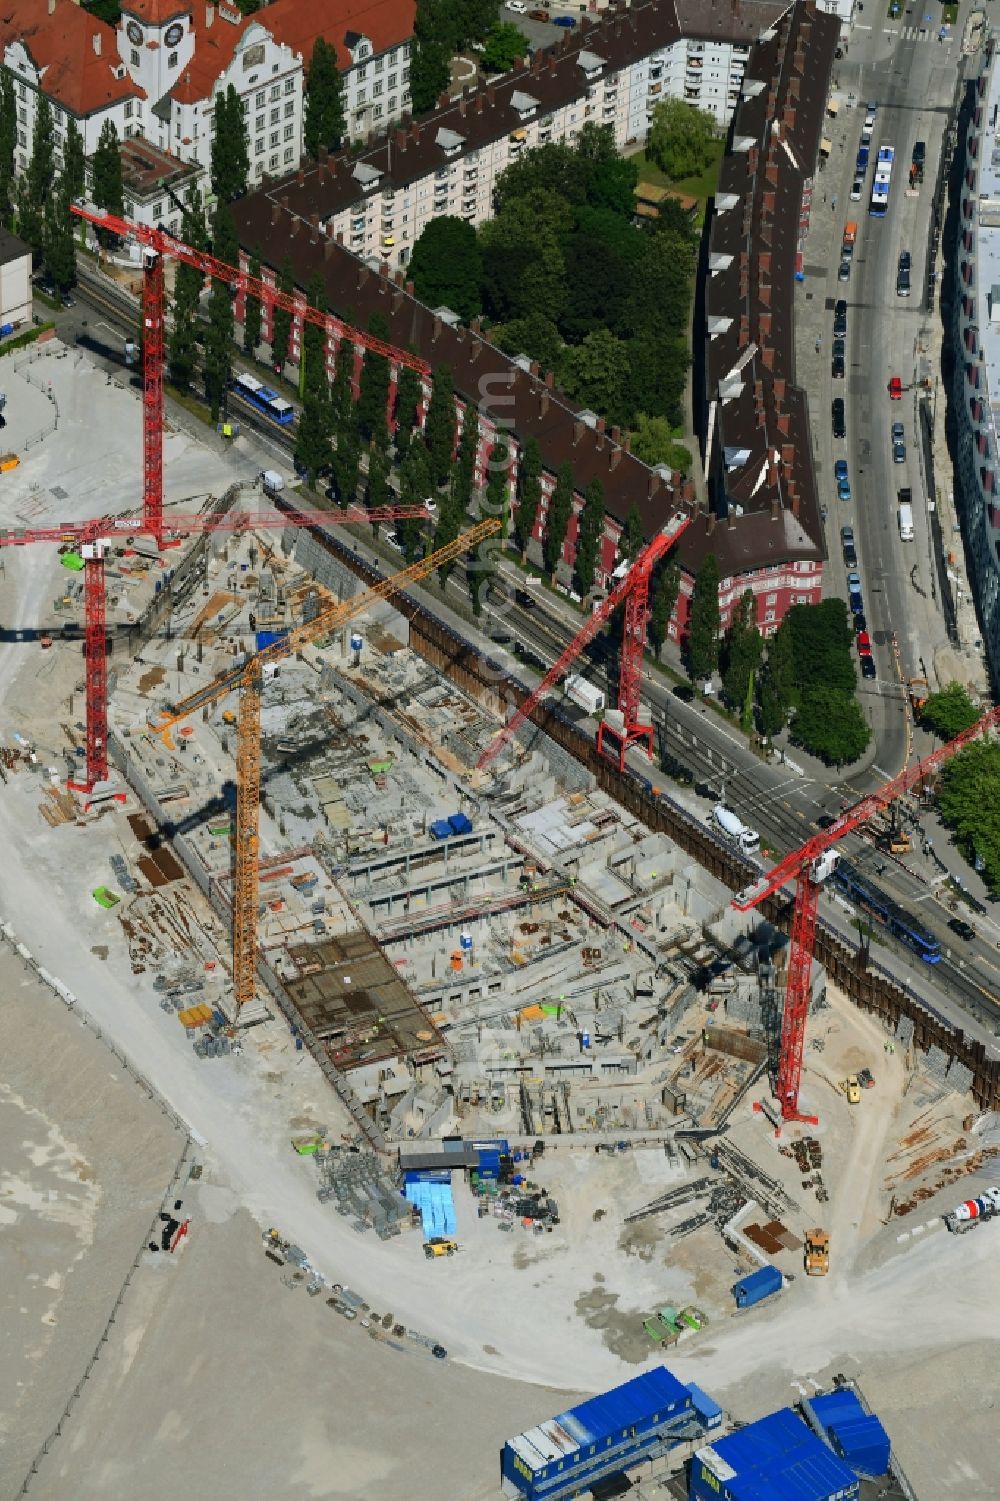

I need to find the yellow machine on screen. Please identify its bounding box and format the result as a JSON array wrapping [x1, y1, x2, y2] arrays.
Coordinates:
[[804, 1227, 829, 1276], [156, 520, 499, 1009], [0, 453, 19, 472], [840, 1075, 861, 1105], [423, 1238, 458, 1259]]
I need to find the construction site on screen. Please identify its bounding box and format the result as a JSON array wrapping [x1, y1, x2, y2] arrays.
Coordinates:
[[1, 217, 1000, 1501]]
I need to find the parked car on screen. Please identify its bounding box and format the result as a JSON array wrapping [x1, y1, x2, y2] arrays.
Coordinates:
[[835, 459, 849, 482], [840, 523, 855, 545], [672, 683, 695, 703], [856, 145, 870, 173], [832, 397, 846, 439], [505, 0, 527, 10], [892, 421, 906, 463], [888, 374, 903, 400], [838, 471, 852, 502], [834, 299, 847, 336], [850, 178, 863, 202], [843, 537, 857, 565], [896, 265, 910, 298], [816, 813, 837, 829], [898, 249, 911, 273], [860, 655, 877, 679], [856, 630, 872, 653], [832, 350, 845, 379], [948, 916, 975, 941], [838, 256, 852, 283], [553, 12, 576, 23], [853, 612, 867, 634]]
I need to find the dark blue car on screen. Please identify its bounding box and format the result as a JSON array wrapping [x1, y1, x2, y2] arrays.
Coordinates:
[[856, 145, 870, 173], [553, 13, 576, 24]]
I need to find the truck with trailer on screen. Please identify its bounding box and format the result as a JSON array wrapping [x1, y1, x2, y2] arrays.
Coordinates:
[[712, 804, 761, 856], [897, 489, 914, 541]]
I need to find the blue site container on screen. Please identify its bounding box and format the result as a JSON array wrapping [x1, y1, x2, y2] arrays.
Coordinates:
[[808, 1391, 890, 1478], [732, 1264, 782, 1308], [429, 818, 452, 840], [256, 629, 288, 651], [448, 811, 473, 835], [0, 322, 13, 338]]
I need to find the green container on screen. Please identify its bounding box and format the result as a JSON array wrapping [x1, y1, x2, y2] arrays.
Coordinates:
[[92, 886, 120, 909], [61, 552, 84, 571], [643, 1318, 667, 1342]]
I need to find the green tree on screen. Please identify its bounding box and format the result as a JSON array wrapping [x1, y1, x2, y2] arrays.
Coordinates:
[[243, 246, 263, 353], [574, 477, 605, 596], [920, 682, 981, 740], [18, 93, 56, 256], [720, 590, 763, 713], [618, 504, 644, 566], [42, 186, 75, 293], [631, 413, 693, 472], [560, 327, 631, 428], [424, 364, 456, 488], [648, 559, 679, 657], [686, 552, 720, 681], [408, 216, 482, 321], [513, 435, 542, 557], [756, 625, 796, 737], [365, 439, 390, 517], [492, 312, 562, 375], [647, 98, 718, 181], [211, 85, 249, 205], [0, 69, 15, 229], [331, 418, 361, 506], [167, 190, 208, 390], [202, 204, 238, 421], [398, 444, 432, 559], [791, 687, 871, 767], [576, 122, 639, 217], [780, 599, 856, 698], [393, 359, 423, 461], [409, 38, 451, 115], [294, 272, 332, 482], [450, 403, 478, 516], [90, 117, 124, 248], [270, 255, 295, 373], [62, 117, 86, 206], [331, 335, 356, 428], [544, 462, 574, 575], [303, 37, 345, 159], [357, 311, 391, 444], [937, 740, 1000, 896], [481, 21, 526, 73], [480, 189, 571, 324], [471, 435, 508, 614]]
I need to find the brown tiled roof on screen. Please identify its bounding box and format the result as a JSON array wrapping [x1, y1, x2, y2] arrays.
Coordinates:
[[230, 195, 692, 539], [0, 0, 144, 116], [703, 0, 839, 570], [235, 0, 788, 226]]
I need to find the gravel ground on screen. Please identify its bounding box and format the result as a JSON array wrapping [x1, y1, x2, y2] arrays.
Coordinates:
[[0, 947, 184, 1495]]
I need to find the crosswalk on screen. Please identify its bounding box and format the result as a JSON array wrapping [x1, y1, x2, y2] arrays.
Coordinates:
[[889, 24, 951, 43]]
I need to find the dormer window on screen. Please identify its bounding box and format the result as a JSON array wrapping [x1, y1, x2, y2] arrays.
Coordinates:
[[112, 64, 126, 80], [510, 90, 539, 120], [577, 50, 605, 81], [435, 126, 464, 158]]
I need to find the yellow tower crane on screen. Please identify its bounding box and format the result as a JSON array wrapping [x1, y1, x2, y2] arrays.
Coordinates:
[[156, 520, 499, 1007]]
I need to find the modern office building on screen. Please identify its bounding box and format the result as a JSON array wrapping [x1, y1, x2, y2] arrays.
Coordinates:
[[950, 36, 1000, 690]]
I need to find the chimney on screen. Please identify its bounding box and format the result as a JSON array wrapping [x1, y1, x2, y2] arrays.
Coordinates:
[[405, 280, 414, 295], [205, 2, 214, 24], [770, 496, 781, 520], [707, 510, 716, 533], [529, 360, 539, 377], [47, 0, 54, 12], [309, 212, 319, 241], [596, 415, 606, 434], [544, 371, 554, 388], [609, 446, 622, 471], [470, 316, 481, 333], [297, 166, 305, 186], [432, 315, 442, 341], [379, 258, 388, 280], [394, 269, 404, 286], [395, 128, 406, 148], [573, 420, 584, 445], [487, 86, 496, 106], [540, 388, 550, 416], [459, 96, 467, 116], [773, 377, 786, 404], [788, 481, 800, 517], [92, 31, 101, 55], [270, 199, 280, 226], [623, 433, 631, 454], [358, 263, 369, 286], [336, 231, 344, 244], [777, 411, 791, 437], [288, 216, 299, 237], [610, 425, 621, 443], [437, 92, 449, 109], [323, 239, 335, 262], [682, 479, 695, 505], [781, 443, 794, 468]]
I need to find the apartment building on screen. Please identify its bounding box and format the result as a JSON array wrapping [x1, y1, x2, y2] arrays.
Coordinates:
[[950, 39, 1000, 689], [251, 0, 789, 270], [689, 0, 839, 641], [0, 0, 414, 235]]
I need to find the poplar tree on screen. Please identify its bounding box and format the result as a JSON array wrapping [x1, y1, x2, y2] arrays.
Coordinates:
[[0, 69, 16, 229], [168, 190, 208, 390], [203, 204, 238, 420], [18, 94, 55, 255], [543, 462, 574, 575], [303, 38, 346, 158], [243, 246, 263, 353], [270, 254, 295, 373]]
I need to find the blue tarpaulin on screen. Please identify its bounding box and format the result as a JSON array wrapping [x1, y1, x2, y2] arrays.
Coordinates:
[[429, 819, 452, 840], [448, 812, 473, 834], [404, 1177, 456, 1238]]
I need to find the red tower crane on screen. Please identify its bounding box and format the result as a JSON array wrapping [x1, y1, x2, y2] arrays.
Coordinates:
[[476, 511, 690, 770], [733, 704, 1000, 1124], [0, 505, 428, 793], [70, 206, 431, 546]]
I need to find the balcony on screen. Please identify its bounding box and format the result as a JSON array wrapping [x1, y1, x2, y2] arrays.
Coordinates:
[[648, 82, 662, 96]]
